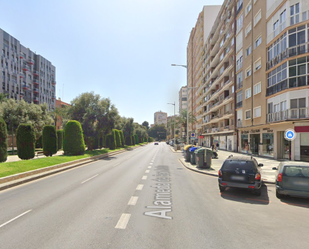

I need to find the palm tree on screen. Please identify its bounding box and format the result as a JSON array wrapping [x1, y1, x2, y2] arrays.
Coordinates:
[[176, 109, 197, 140]]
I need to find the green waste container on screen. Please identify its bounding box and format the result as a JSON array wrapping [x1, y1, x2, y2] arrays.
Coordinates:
[[195, 148, 207, 168], [204, 149, 213, 168], [189, 147, 198, 165]]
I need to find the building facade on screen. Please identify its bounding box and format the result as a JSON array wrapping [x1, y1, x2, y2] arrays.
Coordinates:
[[55, 98, 70, 130], [179, 86, 187, 113], [0, 28, 56, 110], [154, 111, 167, 127]]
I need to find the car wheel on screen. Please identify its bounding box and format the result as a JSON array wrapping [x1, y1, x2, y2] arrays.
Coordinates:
[[276, 189, 284, 199], [254, 188, 261, 196], [219, 185, 226, 193]]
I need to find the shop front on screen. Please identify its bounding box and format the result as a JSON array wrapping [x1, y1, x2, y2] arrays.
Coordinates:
[[261, 131, 274, 158], [295, 125, 309, 162]]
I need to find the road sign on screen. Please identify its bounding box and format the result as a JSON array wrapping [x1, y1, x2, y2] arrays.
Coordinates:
[[284, 129, 296, 141], [191, 133, 195, 137]]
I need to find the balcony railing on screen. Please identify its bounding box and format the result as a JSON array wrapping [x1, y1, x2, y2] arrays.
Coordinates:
[[267, 108, 309, 123], [236, 101, 243, 109]]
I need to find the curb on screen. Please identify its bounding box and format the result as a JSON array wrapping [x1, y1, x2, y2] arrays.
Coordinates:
[[0, 149, 127, 191]]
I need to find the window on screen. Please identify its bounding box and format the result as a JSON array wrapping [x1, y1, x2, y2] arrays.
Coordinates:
[[290, 3, 300, 25], [273, 20, 279, 37], [254, 82, 261, 95], [245, 23, 252, 37], [246, 46, 252, 57], [255, 36, 262, 48], [280, 9, 287, 31], [246, 67, 252, 78], [245, 2, 252, 16], [254, 106, 261, 118], [254, 59, 261, 71], [237, 13, 243, 33], [245, 110, 251, 119], [254, 10, 261, 26], [236, 90, 243, 108], [237, 71, 243, 89], [245, 88, 251, 99]]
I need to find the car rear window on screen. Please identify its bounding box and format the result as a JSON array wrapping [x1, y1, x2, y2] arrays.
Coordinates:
[[222, 160, 256, 172], [283, 166, 309, 178]]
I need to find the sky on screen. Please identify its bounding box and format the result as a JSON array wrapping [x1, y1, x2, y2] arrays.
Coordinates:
[[0, 0, 224, 125]]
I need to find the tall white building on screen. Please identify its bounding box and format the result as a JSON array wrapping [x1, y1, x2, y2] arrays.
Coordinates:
[[0, 28, 56, 110], [154, 111, 168, 127]]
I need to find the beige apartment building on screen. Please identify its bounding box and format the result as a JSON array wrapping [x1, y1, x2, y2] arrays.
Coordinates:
[[179, 86, 187, 113], [154, 111, 167, 127], [0, 28, 56, 110], [187, 5, 221, 144]]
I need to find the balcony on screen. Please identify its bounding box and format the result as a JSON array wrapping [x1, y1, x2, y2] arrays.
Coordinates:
[[267, 108, 309, 123], [237, 120, 242, 128], [33, 88, 39, 94], [52, 81, 56, 86], [27, 59, 34, 65], [23, 85, 29, 91], [33, 80, 39, 85], [33, 97, 39, 103], [33, 70, 39, 77], [22, 65, 30, 71], [236, 101, 243, 109]]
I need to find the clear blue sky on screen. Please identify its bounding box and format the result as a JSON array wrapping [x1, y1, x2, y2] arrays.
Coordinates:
[[0, 0, 223, 125]]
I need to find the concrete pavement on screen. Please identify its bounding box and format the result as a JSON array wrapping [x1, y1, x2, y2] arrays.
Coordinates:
[[172, 146, 282, 184]]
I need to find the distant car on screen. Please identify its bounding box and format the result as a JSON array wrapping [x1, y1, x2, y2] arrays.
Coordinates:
[[273, 161, 309, 199], [154, 142, 159, 145], [166, 141, 169, 144], [218, 155, 263, 196]]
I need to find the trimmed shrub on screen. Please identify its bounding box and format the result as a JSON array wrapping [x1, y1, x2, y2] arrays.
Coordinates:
[[43, 125, 58, 156], [131, 135, 135, 145], [57, 130, 64, 150], [120, 131, 125, 147], [110, 130, 116, 150], [148, 137, 154, 142], [105, 134, 111, 149], [63, 120, 85, 155], [134, 134, 139, 144], [114, 129, 121, 148], [35, 135, 43, 148], [16, 123, 35, 160], [125, 136, 132, 146], [0, 118, 8, 162]]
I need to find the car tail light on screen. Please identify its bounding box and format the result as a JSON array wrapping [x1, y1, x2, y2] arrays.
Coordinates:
[[255, 173, 261, 181], [248, 186, 255, 189], [222, 182, 227, 186], [277, 173, 283, 182], [218, 170, 222, 177]]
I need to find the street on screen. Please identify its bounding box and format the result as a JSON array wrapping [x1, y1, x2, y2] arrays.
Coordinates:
[[1, 143, 309, 249]]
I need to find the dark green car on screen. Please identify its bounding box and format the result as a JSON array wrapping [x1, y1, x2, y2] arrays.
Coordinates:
[[273, 162, 309, 199]]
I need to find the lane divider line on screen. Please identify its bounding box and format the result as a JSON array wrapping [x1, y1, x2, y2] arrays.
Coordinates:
[[128, 196, 139, 205], [145, 170, 150, 173], [136, 184, 144, 190], [81, 174, 99, 184], [142, 176, 147, 180], [115, 213, 131, 229], [0, 209, 32, 228], [148, 166, 152, 169]]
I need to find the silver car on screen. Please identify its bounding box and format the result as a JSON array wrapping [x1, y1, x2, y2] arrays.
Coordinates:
[[273, 161, 309, 199]]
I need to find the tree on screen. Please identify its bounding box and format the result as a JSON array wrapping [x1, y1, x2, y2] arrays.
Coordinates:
[[63, 120, 85, 155], [142, 121, 149, 130], [122, 118, 134, 138], [0, 118, 8, 162], [176, 109, 197, 140], [16, 123, 35, 160], [42, 125, 58, 156], [148, 124, 167, 140], [57, 130, 64, 150]]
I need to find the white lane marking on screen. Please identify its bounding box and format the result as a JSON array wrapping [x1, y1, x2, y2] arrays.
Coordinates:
[[113, 163, 121, 167], [150, 162, 153, 165], [136, 184, 144, 190], [145, 170, 150, 173], [115, 213, 131, 229], [142, 175, 147, 180], [81, 174, 99, 184], [148, 166, 152, 169], [0, 210, 32, 228], [128, 196, 139, 205]]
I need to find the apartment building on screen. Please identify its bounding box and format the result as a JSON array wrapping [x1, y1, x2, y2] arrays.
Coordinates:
[[0, 28, 56, 110], [187, 5, 221, 144], [154, 111, 167, 127], [179, 86, 187, 113]]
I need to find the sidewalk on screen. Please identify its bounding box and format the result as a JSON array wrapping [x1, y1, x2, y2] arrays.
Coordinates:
[[172, 146, 281, 184]]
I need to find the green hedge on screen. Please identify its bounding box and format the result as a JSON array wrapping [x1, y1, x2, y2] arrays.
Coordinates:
[[43, 125, 58, 156], [16, 123, 35, 160], [120, 131, 125, 147], [57, 130, 64, 150], [63, 120, 85, 155], [0, 118, 7, 162], [134, 134, 139, 144], [114, 129, 121, 148], [125, 136, 132, 146], [131, 135, 135, 145]]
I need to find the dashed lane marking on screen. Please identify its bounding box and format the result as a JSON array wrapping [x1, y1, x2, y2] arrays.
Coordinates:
[[128, 196, 139, 205], [115, 213, 131, 229], [136, 184, 144, 190], [81, 174, 99, 184], [0, 210, 32, 228], [142, 176, 147, 180]]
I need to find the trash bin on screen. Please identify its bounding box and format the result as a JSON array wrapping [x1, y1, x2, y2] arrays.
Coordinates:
[[189, 147, 198, 164], [184, 145, 195, 162], [204, 149, 213, 168], [195, 148, 207, 168]]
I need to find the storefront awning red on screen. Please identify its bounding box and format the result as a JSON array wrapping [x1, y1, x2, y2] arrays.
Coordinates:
[[295, 126, 309, 132]]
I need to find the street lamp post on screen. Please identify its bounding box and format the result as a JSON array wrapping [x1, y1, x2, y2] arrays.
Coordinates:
[[171, 64, 197, 145], [167, 101, 176, 144]]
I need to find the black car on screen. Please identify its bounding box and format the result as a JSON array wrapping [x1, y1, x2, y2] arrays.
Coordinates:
[[218, 155, 263, 196]]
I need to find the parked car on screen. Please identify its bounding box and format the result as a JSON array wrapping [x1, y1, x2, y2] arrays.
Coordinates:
[[273, 161, 309, 199], [218, 155, 263, 196]]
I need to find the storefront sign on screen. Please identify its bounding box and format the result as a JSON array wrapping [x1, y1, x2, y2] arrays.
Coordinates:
[[250, 129, 260, 133], [295, 126, 309, 132], [241, 131, 249, 134]]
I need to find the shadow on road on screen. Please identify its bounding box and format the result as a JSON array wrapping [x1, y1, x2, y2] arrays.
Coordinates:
[[220, 185, 270, 205], [278, 196, 309, 209], [99, 156, 117, 161]]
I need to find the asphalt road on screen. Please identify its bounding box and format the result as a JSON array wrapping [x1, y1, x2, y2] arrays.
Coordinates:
[[1, 143, 309, 249]]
